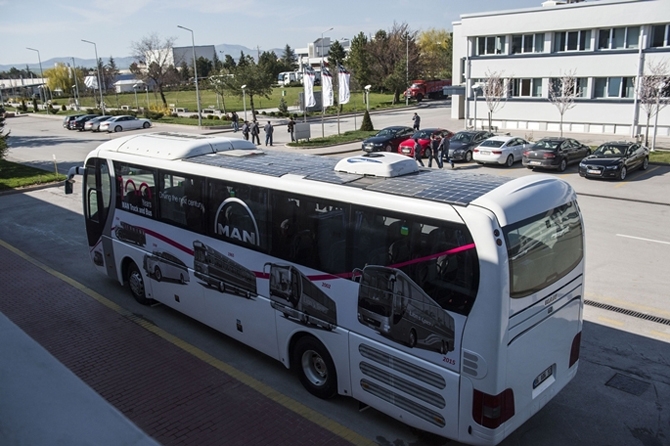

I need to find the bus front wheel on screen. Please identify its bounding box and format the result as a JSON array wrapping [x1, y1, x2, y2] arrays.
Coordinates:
[[127, 261, 154, 305], [292, 336, 337, 399]]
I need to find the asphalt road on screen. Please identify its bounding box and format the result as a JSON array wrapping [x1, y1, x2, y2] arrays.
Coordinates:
[[2, 111, 670, 446]]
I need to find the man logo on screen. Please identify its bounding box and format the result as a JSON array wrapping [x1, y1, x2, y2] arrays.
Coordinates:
[[214, 197, 260, 246]]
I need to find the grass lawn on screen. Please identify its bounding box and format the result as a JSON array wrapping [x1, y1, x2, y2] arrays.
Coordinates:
[[0, 159, 66, 192]]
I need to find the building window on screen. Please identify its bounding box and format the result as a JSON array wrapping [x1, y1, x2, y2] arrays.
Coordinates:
[[550, 77, 587, 98], [511, 78, 543, 97], [553, 30, 591, 52], [594, 77, 635, 98], [597, 27, 640, 50], [476, 36, 506, 55], [651, 24, 669, 48], [511, 33, 544, 54]]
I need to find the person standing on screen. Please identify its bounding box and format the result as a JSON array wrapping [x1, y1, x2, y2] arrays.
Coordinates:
[[231, 111, 239, 132], [241, 121, 250, 140], [412, 112, 421, 131], [287, 117, 296, 142], [251, 120, 261, 145], [428, 133, 442, 168], [264, 121, 274, 146], [439, 134, 455, 168], [413, 137, 424, 167]]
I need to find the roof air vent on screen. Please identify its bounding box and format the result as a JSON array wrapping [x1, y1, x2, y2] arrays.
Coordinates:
[[334, 152, 419, 177]]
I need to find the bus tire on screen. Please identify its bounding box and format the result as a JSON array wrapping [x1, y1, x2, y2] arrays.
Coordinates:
[[218, 281, 226, 293], [127, 261, 154, 305], [408, 329, 417, 348], [292, 336, 337, 399], [154, 266, 162, 282]]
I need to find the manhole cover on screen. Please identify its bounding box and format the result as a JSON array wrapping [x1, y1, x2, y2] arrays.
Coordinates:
[[606, 373, 650, 396]]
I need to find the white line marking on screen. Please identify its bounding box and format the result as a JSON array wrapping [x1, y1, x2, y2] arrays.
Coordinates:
[[616, 234, 670, 245]]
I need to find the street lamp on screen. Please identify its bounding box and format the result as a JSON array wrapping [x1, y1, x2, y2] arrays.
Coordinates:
[[133, 84, 139, 110], [177, 25, 202, 127], [26, 47, 48, 114], [81, 39, 105, 114], [71, 57, 80, 110], [364, 85, 371, 111], [472, 83, 483, 130], [321, 27, 333, 138], [406, 33, 410, 106], [241, 85, 247, 121]]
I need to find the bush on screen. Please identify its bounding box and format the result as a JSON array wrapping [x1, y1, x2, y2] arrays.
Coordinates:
[[61, 105, 67, 111], [207, 114, 217, 120], [189, 114, 199, 119], [278, 97, 288, 114], [360, 110, 374, 131]]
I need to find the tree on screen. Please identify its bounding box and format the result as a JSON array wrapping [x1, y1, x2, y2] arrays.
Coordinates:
[[417, 29, 452, 79], [222, 55, 237, 71], [360, 109, 374, 131], [548, 69, 579, 137], [280, 44, 297, 71], [218, 60, 274, 121], [208, 73, 229, 114], [481, 70, 508, 131], [213, 52, 222, 72], [130, 33, 178, 107], [0, 105, 9, 160], [178, 60, 190, 82], [638, 59, 670, 146], [196, 56, 213, 79], [258, 50, 283, 80], [44, 65, 74, 96], [104, 57, 120, 92], [328, 41, 347, 67], [347, 32, 372, 91]]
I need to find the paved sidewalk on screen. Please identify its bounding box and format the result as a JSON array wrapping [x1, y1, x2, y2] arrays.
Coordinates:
[[0, 242, 365, 446]]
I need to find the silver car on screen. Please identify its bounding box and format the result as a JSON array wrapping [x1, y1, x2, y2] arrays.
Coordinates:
[[100, 115, 151, 133], [83, 115, 113, 132]]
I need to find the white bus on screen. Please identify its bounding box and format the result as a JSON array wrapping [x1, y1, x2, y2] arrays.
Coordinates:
[[67, 132, 584, 445]]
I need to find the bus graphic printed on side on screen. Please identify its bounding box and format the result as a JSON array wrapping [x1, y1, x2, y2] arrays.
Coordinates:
[[356, 266, 455, 354], [193, 240, 257, 298], [265, 263, 337, 330], [143, 250, 190, 284], [114, 221, 146, 247]]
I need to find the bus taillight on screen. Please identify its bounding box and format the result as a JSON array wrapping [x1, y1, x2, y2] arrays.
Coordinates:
[[569, 331, 581, 367], [472, 388, 515, 429]]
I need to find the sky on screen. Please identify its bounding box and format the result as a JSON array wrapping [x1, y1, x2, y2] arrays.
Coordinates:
[[2, 0, 545, 68]]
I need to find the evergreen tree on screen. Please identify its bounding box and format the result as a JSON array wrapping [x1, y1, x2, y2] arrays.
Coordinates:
[[360, 109, 374, 131], [280, 44, 298, 71]]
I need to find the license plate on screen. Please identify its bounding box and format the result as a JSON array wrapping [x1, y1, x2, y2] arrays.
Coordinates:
[[587, 169, 601, 174], [529, 161, 541, 165], [480, 150, 490, 155], [533, 365, 553, 389]]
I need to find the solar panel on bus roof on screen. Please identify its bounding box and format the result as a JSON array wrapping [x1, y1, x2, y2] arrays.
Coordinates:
[[186, 152, 512, 206]]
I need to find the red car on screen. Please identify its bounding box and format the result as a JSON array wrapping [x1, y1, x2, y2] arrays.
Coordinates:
[[398, 128, 454, 158]]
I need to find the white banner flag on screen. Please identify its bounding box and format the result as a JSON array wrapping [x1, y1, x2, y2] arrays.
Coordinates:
[[303, 66, 316, 108], [338, 65, 350, 105], [321, 66, 334, 108]]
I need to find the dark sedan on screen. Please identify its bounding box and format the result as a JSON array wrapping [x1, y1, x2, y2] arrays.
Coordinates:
[[578, 141, 650, 180], [62, 114, 86, 128], [445, 130, 495, 162], [522, 137, 591, 172], [362, 126, 414, 153], [69, 114, 100, 131]]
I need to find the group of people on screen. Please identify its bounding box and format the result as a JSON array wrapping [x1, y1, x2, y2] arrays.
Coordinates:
[[411, 113, 454, 169], [233, 111, 296, 146]]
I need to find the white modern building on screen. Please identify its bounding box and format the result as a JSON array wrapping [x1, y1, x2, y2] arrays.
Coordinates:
[[296, 37, 351, 70], [451, 0, 670, 138]]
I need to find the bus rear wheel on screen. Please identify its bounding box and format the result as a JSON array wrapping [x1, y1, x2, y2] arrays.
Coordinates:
[[292, 336, 337, 399], [127, 261, 153, 305]]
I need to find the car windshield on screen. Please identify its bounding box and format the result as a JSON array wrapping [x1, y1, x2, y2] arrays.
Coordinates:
[[451, 133, 473, 143], [593, 145, 625, 157], [479, 140, 505, 148], [535, 140, 561, 150], [375, 128, 397, 137], [413, 130, 434, 139]]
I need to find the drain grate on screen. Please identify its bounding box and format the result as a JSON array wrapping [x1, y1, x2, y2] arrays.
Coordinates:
[[606, 373, 650, 396], [584, 299, 670, 327]]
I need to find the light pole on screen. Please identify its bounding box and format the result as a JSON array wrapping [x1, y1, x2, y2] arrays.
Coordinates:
[[26, 47, 48, 114], [406, 33, 410, 106], [81, 40, 105, 114], [145, 85, 150, 109], [0, 84, 4, 106], [177, 25, 202, 127], [321, 27, 333, 138], [472, 83, 482, 130], [364, 85, 371, 111], [133, 84, 139, 110], [71, 57, 80, 110], [241, 84, 247, 121]]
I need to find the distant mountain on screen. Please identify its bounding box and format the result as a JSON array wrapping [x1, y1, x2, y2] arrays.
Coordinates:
[[0, 44, 284, 72]]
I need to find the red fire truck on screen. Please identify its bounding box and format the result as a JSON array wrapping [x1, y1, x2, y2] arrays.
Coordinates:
[[405, 79, 452, 102]]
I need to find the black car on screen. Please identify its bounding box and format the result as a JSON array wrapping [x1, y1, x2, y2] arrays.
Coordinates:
[[362, 126, 414, 153], [446, 130, 495, 162], [522, 137, 591, 172], [62, 114, 86, 128], [69, 114, 100, 131], [578, 141, 650, 180]]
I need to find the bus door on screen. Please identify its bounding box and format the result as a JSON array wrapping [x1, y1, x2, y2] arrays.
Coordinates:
[[83, 157, 113, 272]]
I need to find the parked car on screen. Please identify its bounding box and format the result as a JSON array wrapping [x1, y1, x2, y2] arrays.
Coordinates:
[[84, 115, 113, 132], [99, 115, 152, 133], [522, 137, 591, 172], [62, 114, 86, 129], [361, 126, 414, 153], [397, 128, 454, 158], [70, 114, 100, 131], [473, 135, 530, 167], [446, 130, 495, 163], [578, 141, 650, 180]]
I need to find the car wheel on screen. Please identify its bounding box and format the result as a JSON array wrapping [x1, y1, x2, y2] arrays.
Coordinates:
[[143, 122, 150, 129], [385, 144, 392, 152], [114, 125, 122, 132], [642, 157, 649, 170], [618, 166, 627, 181], [505, 155, 514, 167], [558, 158, 568, 172], [465, 151, 473, 162], [127, 261, 153, 305], [154, 267, 162, 282], [292, 336, 337, 399]]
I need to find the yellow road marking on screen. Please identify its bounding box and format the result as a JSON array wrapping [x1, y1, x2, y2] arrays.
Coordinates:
[[595, 316, 625, 327], [614, 165, 659, 188], [0, 238, 376, 446]]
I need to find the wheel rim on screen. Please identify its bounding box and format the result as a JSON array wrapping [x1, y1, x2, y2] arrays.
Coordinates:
[[465, 151, 472, 162], [385, 145, 392, 152], [155, 267, 161, 281], [129, 270, 144, 298], [620, 167, 627, 180], [506, 155, 514, 167], [301, 349, 328, 387], [643, 158, 649, 169], [115, 126, 122, 132], [560, 159, 567, 171]]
